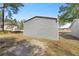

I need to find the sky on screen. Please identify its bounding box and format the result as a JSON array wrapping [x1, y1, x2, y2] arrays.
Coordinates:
[[13, 3, 63, 20]]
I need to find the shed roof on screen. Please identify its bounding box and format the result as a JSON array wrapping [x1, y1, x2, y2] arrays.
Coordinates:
[[24, 16, 57, 23]]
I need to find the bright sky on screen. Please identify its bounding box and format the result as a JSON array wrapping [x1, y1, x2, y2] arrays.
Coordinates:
[[12, 3, 63, 20]]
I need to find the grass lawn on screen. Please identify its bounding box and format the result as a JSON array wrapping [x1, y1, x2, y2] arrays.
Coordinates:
[[0, 32, 79, 56]]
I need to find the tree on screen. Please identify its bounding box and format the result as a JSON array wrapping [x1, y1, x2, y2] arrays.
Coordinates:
[[19, 20, 24, 30], [4, 17, 18, 26], [0, 11, 2, 19], [0, 3, 24, 31], [59, 3, 79, 25], [10, 19, 17, 25], [0, 11, 1, 16]]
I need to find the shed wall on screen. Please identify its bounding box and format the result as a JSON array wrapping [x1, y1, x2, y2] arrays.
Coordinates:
[[24, 18, 59, 40]]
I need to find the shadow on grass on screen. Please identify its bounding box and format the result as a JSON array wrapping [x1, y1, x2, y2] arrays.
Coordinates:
[[59, 32, 79, 41], [0, 37, 17, 55], [0, 37, 45, 56]]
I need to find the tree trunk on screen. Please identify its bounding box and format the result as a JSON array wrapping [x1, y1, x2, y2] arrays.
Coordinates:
[[2, 4, 4, 31]]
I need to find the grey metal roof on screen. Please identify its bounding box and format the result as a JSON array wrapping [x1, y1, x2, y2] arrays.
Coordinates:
[[24, 16, 57, 23]]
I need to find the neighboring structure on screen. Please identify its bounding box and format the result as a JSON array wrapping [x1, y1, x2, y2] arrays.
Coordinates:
[[24, 16, 59, 40], [70, 19, 79, 38], [0, 23, 19, 31]]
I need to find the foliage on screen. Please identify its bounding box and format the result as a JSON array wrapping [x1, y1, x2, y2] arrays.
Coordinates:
[[18, 20, 24, 30], [3, 3, 24, 18], [10, 19, 17, 25], [59, 3, 79, 25], [5, 18, 17, 25], [0, 11, 2, 19], [0, 11, 2, 16], [0, 3, 24, 31]]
